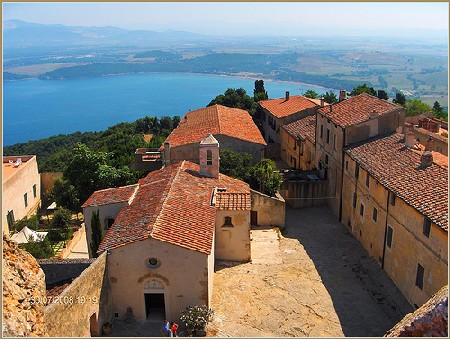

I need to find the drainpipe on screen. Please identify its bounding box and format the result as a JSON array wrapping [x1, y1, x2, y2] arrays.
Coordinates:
[[338, 127, 346, 223], [381, 191, 390, 269]]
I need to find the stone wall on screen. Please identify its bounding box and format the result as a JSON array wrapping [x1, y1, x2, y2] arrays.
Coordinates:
[[57, 224, 85, 259], [264, 143, 281, 159], [285, 180, 328, 208], [384, 285, 448, 337], [250, 189, 285, 229], [3, 236, 47, 337], [44, 252, 114, 337]]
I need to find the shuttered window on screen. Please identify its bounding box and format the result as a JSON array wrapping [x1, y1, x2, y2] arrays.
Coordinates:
[[386, 226, 393, 248], [415, 264, 424, 290]]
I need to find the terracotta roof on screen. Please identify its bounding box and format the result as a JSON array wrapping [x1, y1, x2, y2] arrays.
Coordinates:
[[282, 115, 316, 143], [215, 192, 251, 210], [98, 161, 250, 254], [318, 93, 401, 127], [259, 95, 318, 118], [346, 133, 448, 231], [82, 184, 138, 208], [161, 105, 266, 149]]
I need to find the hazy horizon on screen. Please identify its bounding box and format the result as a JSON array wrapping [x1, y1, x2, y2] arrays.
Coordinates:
[[3, 2, 449, 40]]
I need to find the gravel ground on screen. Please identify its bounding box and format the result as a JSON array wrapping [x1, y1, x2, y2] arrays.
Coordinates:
[[209, 206, 413, 337]]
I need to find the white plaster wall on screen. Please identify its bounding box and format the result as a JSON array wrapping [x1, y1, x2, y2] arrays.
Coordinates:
[[3, 156, 41, 234], [108, 238, 211, 322]]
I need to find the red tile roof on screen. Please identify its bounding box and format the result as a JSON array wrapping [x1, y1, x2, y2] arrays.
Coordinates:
[[82, 184, 138, 208], [282, 115, 316, 143], [346, 133, 448, 231], [161, 105, 266, 149], [318, 93, 401, 127], [259, 95, 318, 118], [98, 161, 250, 254]]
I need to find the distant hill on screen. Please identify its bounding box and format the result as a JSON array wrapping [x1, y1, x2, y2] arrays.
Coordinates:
[[3, 20, 205, 48]]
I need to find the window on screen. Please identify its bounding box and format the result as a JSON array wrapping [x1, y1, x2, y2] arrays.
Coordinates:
[[372, 208, 378, 222], [423, 218, 431, 238], [366, 172, 370, 187], [33, 184, 37, 198], [223, 216, 233, 227], [6, 210, 15, 229], [353, 193, 357, 208], [326, 129, 330, 144], [333, 134, 336, 150], [325, 154, 329, 165], [355, 163, 360, 179], [415, 263, 424, 290], [105, 218, 115, 230], [390, 193, 396, 206], [386, 226, 393, 248], [320, 125, 323, 138], [293, 139, 297, 150], [345, 161, 348, 170], [360, 203, 365, 216], [206, 150, 212, 165], [24, 193, 28, 208]]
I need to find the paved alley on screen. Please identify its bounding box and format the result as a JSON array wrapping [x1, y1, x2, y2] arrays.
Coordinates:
[[209, 206, 413, 337]]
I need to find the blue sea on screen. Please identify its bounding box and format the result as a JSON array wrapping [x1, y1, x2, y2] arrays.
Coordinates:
[[3, 73, 329, 146]]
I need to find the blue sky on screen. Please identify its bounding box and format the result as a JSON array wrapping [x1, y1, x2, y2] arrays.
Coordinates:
[[3, 2, 449, 37]]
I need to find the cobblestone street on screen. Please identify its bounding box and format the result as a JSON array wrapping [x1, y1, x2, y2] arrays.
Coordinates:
[[209, 206, 413, 337]]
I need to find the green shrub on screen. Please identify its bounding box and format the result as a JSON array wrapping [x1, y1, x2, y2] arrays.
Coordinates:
[[180, 305, 214, 333], [20, 237, 54, 259], [51, 207, 72, 229]]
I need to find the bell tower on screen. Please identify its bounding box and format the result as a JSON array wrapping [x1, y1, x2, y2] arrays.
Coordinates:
[[199, 134, 219, 178]]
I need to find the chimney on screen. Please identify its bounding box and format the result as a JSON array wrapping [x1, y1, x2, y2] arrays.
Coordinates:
[[370, 109, 378, 119], [285, 91, 290, 101], [339, 90, 346, 102], [320, 96, 324, 107], [425, 135, 435, 152], [402, 122, 413, 135], [405, 132, 416, 148], [163, 142, 171, 167], [420, 151, 433, 168]]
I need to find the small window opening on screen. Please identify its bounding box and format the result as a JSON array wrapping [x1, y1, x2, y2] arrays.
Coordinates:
[[223, 216, 234, 227]]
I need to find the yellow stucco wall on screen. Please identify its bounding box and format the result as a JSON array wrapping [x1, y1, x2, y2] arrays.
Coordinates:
[[342, 154, 448, 307], [215, 210, 251, 262], [3, 156, 41, 235], [108, 238, 211, 322], [280, 128, 316, 170]]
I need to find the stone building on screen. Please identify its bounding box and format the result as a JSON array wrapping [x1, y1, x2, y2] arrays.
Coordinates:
[[280, 115, 316, 170], [160, 104, 266, 165], [315, 93, 404, 218], [342, 133, 448, 308], [82, 135, 283, 322], [259, 92, 321, 146], [403, 117, 448, 156], [3, 155, 41, 235]]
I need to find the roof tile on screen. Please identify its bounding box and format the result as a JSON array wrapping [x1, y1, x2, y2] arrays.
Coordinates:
[[82, 184, 138, 208], [346, 133, 448, 231], [259, 95, 318, 118], [283, 115, 316, 143]]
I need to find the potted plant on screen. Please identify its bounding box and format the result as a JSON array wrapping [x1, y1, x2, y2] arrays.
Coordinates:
[[102, 322, 112, 336], [180, 305, 214, 337]]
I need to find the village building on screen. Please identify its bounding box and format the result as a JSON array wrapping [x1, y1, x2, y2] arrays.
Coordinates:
[[3, 155, 41, 235], [315, 92, 405, 218], [280, 115, 316, 170], [342, 132, 448, 308], [158, 104, 266, 166], [403, 117, 448, 156], [82, 135, 284, 323], [259, 92, 322, 148]]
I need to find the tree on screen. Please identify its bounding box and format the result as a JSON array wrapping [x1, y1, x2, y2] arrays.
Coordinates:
[[207, 88, 256, 115], [21, 237, 54, 259], [64, 143, 134, 205], [393, 92, 406, 106], [172, 115, 181, 129], [323, 91, 338, 104], [10, 215, 39, 233], [248, 159, 282, 196], [350, 84, 377, 97], [377, 90, 388, 100], [180, 305, 214, 334], [219, 150, 252, 180], [404, 99, 432, 117], [303, 90, 319, 99], [253, 80, 268, 102], [48, 178, 80, 214], [51, 207, 72, 229], [90, 210, 102, 258], [432, 101, 448, 121]]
